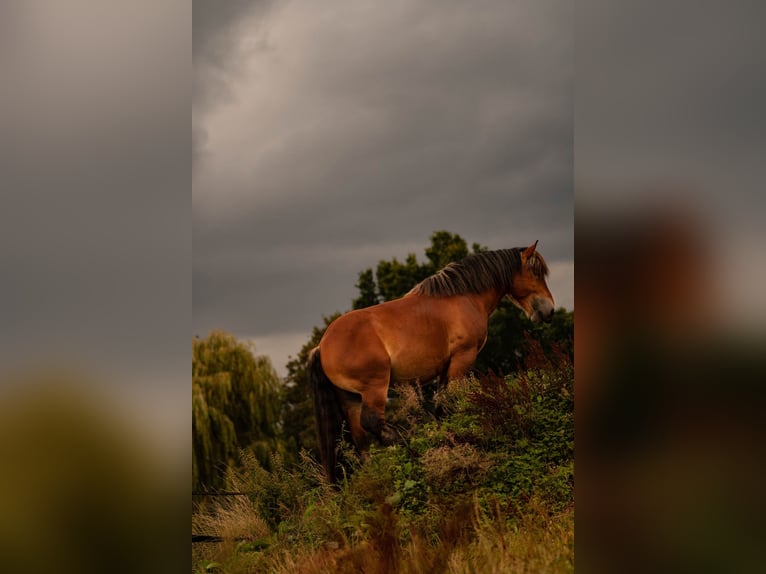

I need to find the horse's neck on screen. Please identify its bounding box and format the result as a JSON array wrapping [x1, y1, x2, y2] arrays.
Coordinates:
[[471, 288, 505, 318]]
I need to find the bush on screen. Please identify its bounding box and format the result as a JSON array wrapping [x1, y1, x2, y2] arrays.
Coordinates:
[[192, 342, 574, 573]]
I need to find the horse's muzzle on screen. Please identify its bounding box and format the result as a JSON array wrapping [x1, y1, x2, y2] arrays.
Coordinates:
[[531, 298, 555, 323]]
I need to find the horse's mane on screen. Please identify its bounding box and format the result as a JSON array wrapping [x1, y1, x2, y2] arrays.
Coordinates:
[[408, 248, 549, 298]]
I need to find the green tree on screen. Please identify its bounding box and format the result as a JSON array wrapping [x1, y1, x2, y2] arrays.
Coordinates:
[[424, 230, 469, 272], [376, 253, 428, 301], [474, 300, 529, 374], [373, 231, 485, 302], [192, 330, 282, 490], [352, 268, 380, 309], [281, 313, 341, 461], [529, 307, 574, 360]]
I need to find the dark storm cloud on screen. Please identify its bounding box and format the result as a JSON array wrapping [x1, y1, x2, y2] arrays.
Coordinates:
[[193, 0, 574, 369], [193, 0, 276, 167]]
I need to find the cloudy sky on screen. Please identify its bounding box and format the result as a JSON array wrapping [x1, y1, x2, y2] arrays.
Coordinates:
[[193, 0, 573, 374]]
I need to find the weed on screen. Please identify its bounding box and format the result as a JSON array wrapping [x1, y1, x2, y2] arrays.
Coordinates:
[[192, 350, 574, 573]]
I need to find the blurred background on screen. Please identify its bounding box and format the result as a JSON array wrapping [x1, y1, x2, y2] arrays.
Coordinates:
[[1, 1, 764, 572], [0, 1, 189, 572], [577, 0, 766, 571]]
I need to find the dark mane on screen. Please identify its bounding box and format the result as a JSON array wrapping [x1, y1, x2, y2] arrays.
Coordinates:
[[408, 248, 549, 297]]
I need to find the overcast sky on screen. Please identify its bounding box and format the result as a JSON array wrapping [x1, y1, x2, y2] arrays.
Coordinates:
[[193, 0, 573, 374]]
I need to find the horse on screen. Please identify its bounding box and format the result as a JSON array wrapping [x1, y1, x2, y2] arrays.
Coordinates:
[[309, 242, 555, 482]]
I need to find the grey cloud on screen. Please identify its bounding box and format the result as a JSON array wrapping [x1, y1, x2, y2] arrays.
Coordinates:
[[193, 0, 274, 102], [193, 0, 276, 166]]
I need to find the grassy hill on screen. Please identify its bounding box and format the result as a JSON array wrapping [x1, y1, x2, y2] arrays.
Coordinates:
[[192, 345, 573, 573]]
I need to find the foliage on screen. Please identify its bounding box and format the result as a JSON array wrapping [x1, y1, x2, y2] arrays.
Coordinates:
[[363, 231, 485, 304], [476, 306, 573, 379], [424, 230, 470, 271], [352, 269, 379, 310], [281, 314, 341, 462], [192, 341, 574, 573], [193, 331, 283, 491], [375, 253, 430, 302]]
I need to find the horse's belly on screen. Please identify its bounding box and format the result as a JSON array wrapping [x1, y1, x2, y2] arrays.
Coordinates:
[[389, 350, 445, 384]]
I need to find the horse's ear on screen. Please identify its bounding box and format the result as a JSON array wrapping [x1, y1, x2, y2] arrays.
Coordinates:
[[522, 240, 538, 260]]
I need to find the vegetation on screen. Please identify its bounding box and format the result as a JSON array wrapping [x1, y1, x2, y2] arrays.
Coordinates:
[[193, 331, 283, 491], [193, 341, 574, 573], [192, 231, 574, 571], [352, 231, 483, 307]]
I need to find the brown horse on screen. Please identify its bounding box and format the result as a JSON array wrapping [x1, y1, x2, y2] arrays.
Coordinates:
[[309, 242, 555, 482]]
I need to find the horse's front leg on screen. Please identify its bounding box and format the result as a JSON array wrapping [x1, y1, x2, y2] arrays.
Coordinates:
[[446, 349, 479, 381], [360, 385, 396, 446]]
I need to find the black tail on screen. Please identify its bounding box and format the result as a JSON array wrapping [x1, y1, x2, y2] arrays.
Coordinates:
[[309, 348, 344, 483]]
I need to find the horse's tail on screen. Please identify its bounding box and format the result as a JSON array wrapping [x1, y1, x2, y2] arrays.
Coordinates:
[[308, 347, 343, 483]]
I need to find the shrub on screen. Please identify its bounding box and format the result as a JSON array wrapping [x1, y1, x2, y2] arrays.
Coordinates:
[[192, 342, 574, 573]]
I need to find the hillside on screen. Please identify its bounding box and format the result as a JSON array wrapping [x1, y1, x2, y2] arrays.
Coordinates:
[[192, 343, 573, 573]]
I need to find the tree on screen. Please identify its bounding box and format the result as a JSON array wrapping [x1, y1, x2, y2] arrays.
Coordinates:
[[352, 269, 380, 310], [376, 253, 428, 301], [281, 313, 341, 461], [424, 230, 469, 272], [373, 231, 486, 302], [474, 300, 530, 375], [192, 330, 282, 490]]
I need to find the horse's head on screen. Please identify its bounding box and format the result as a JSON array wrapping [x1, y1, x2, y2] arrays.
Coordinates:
[[508, 241, 555, 323]]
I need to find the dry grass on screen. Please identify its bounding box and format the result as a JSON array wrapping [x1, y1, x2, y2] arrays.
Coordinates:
[[433, 375, 478, 415], [193, 493, 573, 574], [192, 495, 270, 573], [446, 503, 574, 573], [422, 443, 492, 487], [388, 380, 430, 434], [192, 496, 269, 540]]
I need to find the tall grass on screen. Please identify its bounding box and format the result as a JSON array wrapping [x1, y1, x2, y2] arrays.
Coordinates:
[[192, 343, 573, 573]]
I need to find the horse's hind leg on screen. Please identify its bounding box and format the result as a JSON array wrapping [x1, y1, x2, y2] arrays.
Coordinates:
[[360, 386, 396, 446], [335, 389, 371, 458]]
